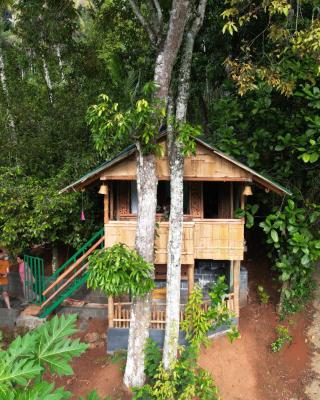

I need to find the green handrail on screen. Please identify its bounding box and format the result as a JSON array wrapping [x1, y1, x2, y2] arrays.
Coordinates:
[[51, 227, 104, 280]]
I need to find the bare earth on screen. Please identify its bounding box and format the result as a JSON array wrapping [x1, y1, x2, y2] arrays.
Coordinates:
[[52, 257, 314, 400]]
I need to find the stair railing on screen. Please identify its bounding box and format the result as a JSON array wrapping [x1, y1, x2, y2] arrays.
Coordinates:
[[42, 235, 104, 304]]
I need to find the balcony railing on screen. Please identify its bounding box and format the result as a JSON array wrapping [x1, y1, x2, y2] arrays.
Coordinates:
[[105, 219, 244, 262], [111, 293, 235, 329]]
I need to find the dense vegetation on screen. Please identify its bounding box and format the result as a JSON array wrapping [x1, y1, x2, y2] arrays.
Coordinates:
[[0, 1, 319, 311]]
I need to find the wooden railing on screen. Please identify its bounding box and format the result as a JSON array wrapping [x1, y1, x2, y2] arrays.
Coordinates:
[[112, 293, 235, 329], [105, 220, 244, 262]]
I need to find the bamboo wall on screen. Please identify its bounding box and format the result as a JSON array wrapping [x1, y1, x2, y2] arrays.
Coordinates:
[[105, 219, 244, 262], [112, 294, 235, 329]]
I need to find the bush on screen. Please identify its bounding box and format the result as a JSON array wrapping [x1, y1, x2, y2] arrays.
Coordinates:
[[270, 325, 292, 352], [87, 243, 155, 297]]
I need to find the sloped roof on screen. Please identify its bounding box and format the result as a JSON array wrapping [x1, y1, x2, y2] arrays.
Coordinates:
[[60, 136, 291, 196]]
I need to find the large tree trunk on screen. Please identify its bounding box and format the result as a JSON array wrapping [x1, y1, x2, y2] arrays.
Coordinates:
[[124, 148, 158, 388], [163, 0, 208, 369], [124, 0, 192, 387]]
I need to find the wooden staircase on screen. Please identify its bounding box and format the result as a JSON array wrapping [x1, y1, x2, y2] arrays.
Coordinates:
[[24, 229, 105, 318]]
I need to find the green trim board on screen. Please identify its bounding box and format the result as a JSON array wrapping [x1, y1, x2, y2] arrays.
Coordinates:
[[60, 134, 291, 196]]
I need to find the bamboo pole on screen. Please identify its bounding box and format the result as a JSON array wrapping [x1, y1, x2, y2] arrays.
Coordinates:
[[108, 296, 114, 328], [233, 260, 241, 317], [41, 262, 88, 309], [187, 263, 194, 296], [104, 184, 109, 225], [43, 235, 104, 296]]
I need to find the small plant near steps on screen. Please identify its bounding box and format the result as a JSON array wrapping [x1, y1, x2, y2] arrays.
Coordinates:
[[271, 325, 293, 352]]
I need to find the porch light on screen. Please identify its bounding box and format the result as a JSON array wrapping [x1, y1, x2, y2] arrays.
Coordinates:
[[243, 185, 253, 196], [98, 184, 108, 195]]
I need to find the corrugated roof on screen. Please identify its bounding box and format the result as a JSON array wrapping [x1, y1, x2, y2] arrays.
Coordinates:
[[60, 135, 291, 196]]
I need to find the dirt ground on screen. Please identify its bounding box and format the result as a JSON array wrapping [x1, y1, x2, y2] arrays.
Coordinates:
[[52, 254, 314, 400]]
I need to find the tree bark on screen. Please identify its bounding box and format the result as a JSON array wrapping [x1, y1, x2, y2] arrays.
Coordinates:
[[163, 0, 208, 370], [51, 245, 59, 273], [0, 48, 16, 142], [124, 147, 158, 388], [124, 0, 193, 387], [42, 54, 53, 102]]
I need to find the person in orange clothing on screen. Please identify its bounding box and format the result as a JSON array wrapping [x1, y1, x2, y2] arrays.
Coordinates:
[[0, 249, 11, 309]]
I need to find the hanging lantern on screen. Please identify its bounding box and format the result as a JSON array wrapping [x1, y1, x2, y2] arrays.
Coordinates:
[[98, 184, 108, 195], [80, 210, 86, 221], [243, 185, 253, 196]]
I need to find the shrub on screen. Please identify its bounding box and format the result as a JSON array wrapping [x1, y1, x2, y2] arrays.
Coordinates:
[[87, 243, 155, 297], [270, 325, 292, 352]]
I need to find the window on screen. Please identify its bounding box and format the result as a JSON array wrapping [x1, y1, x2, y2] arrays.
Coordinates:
[[130, 181, 190, 215]]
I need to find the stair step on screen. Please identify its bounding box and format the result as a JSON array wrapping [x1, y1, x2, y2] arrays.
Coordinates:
[[21, 304, 42, 317]]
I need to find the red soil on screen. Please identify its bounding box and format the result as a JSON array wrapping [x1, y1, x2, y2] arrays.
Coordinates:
[[52, 254, 313, 399]]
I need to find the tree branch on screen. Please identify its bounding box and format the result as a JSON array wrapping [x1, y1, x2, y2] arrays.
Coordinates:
[[175, 0, 207, 122], [152, 0, 163, 28], [128, 0, 158, 45]]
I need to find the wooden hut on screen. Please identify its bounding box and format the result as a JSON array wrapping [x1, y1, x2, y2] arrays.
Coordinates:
[[40, 135, 290, 349]]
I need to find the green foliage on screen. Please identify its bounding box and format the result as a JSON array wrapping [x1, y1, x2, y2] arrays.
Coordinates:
[[270, 325, 292, 352], [0, 167, 97, 253], [257, 285, 270, 305], [134, 277, 239, 399], [87, 88, 166, 156], [182, 277, 238, 348], [144, 339, 162, 381], [0, 314, 87, 399], [87, 243, 155, 297], [235, 204, 259, 228], [260, 200, 320, 316]]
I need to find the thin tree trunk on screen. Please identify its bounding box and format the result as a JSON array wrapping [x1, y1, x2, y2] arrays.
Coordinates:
[[124, 147, 158, 388], [55, 45, 65, 81], [42, 55, 53, 102], [0, 48, 16, 142], [163, 0, 208, 369], [52, 245, 59, 273]]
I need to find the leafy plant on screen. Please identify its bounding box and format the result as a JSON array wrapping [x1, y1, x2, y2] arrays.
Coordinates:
[[133, 276, 239, 399], [271, 325, 292, 352], [235, 204, 259, 228], [0, 314, 87, 399], [182, 277, 239, 348], [257, 285, 270, 305], [87, 243, 155, 297], [260, 199, 320, 316], [144, 339, 162, 381]]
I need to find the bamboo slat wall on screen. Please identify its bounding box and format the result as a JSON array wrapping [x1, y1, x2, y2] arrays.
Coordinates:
[[112, 294, 235, 329], [105, 220, 244, 262], [101, 142, 252, 181]]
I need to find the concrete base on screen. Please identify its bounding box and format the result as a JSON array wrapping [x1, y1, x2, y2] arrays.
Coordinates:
[[107, 318, 238, 353], [57, 305, 107, 320], [0, 308, 19, 329]]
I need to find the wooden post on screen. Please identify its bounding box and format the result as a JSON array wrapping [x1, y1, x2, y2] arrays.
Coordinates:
[[233, 260, 241, 317], [108, 296, 114, 328], [187, 263, 194, 296], [104, 183, 109, 225], [109, 182, 114, 221], [240, 184, 245, 210]]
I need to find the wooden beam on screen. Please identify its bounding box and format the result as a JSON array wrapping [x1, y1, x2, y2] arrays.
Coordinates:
[[233, 260, 241, 317], [187, 263, 195, 296], [108, 296, 114, 328]]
